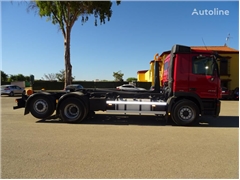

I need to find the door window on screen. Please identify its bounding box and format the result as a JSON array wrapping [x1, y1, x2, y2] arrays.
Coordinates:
[[192, 56, 215, 76]]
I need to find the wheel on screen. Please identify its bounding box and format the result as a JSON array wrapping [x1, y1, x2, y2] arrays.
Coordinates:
[[171, 100, 199, 126], [29, 96, 55, 119], [9, 91, 14, 97], [59, 98, 88, 123]]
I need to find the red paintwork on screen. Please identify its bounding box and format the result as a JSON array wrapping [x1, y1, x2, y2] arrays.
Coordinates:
[[162, 51, 221, 99]]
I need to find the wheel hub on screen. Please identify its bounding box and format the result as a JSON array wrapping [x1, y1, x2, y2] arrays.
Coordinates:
[[183, 111, 189, 116], [70, 107, 78, 114], [179, 107, 192, 120], [64, 104, 80, 119], [33, 100, 48, 114], [37, 103, 43, 110]]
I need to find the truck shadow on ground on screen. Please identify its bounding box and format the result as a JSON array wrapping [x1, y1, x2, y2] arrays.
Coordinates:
[[36, 114, 239, 128]]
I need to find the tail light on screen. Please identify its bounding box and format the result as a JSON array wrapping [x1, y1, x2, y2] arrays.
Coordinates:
[[4, 87, 10, 90]]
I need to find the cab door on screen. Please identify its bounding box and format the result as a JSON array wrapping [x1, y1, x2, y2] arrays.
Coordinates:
[[188, 55, 219, 99]]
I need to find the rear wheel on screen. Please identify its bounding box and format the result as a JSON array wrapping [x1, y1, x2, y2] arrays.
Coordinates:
[[59, 98, 88, 123], [171, 100, 199, 126], [29, 96, 55, 119]]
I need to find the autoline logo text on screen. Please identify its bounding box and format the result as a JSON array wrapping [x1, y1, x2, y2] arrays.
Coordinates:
[[192, 8, 229, 16]]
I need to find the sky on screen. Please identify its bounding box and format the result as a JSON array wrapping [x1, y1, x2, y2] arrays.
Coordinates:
[[1, 1, 239, 81]]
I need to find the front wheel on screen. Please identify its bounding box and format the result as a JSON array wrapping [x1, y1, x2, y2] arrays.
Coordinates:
[[171, 100, 199, 126]]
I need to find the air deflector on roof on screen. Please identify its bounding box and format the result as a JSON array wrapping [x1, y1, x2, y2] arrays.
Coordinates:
[[172, 44, 191, 54]]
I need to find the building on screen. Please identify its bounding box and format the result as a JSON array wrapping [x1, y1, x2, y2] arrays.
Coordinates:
[[137, 45, 239, 90], [137, 70, 149, 82]]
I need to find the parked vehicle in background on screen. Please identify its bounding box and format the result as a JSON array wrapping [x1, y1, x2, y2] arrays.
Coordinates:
[[64, 84, 84, 92], [232, 87, 239, 100], [1, 85, 25, 96], [116, 84, 146, 91], [221, 87, 231, 100]]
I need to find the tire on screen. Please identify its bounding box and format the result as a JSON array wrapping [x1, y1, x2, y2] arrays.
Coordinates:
[[171, 100, 199, 126], [59, 98, 88, 123], [29, 96, 55, 119], [9, 91, 14, 97]]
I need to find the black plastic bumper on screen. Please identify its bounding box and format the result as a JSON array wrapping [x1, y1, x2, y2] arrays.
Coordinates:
[[13, 98, 26, 110]]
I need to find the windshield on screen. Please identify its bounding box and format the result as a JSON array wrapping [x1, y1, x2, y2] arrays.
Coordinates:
[[192, 56, 216, 76]]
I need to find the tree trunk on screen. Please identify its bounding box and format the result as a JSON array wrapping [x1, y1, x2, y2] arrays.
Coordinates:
[[64, 27, 72, 88]]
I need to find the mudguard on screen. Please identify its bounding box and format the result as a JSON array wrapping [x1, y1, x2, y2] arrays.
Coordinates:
[[55, 92, 88, 115], [24, 92, 55, 115]]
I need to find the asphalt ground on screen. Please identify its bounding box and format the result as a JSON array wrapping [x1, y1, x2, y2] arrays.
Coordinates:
[[1, 96, 239, 178]]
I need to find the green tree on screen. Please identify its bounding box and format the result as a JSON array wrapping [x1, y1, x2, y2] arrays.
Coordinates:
[[126, 77, 137, 82], [9, 74, 26, 81], [25, 76, 31, 82], [9, 74, 25, 82], [8, 75, 17, 82], [113, 70, 124, 81], [8, 74, 31, 82], [28, 1, 120, 88], [1, 71, 8, 82], [16, 74, 26, 81]]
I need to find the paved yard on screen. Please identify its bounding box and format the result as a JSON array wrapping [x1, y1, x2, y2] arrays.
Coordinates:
[[1, 97, 239, 178]]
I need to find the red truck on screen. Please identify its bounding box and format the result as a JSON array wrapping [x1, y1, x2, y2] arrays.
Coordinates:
[[13, 44, 222, 126]]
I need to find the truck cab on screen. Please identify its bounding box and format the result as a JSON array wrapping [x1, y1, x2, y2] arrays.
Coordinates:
[[161, 45, 221, 121], [162, 48, 221, 99]]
